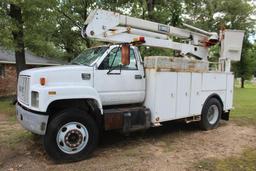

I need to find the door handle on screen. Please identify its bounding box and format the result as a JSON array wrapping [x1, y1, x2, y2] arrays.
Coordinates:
[[135, 75, 142, 79]]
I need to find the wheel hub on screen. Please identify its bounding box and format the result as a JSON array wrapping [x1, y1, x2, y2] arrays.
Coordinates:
[[65, 129, 83, 148], [56, 122, 89, 154], [207, 105, 219, 125]]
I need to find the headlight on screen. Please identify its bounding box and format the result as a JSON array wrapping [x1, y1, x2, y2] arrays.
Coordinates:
[[31, 91, 39, 108]]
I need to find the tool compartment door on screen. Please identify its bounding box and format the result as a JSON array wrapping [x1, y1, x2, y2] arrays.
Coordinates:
[[189, 73, 202, 115], [154, 72, 177, 121], [176, 72, 191, 118], [226, 74, 234, 110]]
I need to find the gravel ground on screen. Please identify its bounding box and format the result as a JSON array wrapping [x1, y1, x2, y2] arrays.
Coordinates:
[[1, 113, 256, 171]]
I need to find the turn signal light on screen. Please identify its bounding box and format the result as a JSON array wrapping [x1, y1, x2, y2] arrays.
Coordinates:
[[40, 77, 46, 86]]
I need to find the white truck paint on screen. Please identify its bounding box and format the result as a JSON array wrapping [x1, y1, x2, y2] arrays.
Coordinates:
[[16, 9, 244, 161], [18, 65, 102, 113], [16, 45, 234, 132], [144, 70, 232, 123]]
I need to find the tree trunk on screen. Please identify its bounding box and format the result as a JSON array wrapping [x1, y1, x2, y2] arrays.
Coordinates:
[[9, 4, 26, 77], [81, 0, 91, 48], [241, 77, 245, 88], [147, 0, 155, 20]]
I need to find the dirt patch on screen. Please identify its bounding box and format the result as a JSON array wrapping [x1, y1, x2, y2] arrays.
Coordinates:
[[0, 115, 256, 171], [0, 113, 7, 122]]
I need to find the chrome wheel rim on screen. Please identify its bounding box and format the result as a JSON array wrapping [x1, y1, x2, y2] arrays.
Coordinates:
[[207, 105, 219, 125], [56, 122, 89, 154]]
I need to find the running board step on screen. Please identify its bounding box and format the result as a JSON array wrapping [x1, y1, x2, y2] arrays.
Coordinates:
[[151, 122, 162, 127], [185, 115, 201, 123], [104, 107, 151, 133]]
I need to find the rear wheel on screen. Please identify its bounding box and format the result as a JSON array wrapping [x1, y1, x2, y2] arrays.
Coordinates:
[[200, 98, 222, 130], [43, 108, 99, 162]]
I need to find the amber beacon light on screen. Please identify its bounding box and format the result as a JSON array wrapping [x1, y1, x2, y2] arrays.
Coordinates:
[[40, 77, 46, 86]]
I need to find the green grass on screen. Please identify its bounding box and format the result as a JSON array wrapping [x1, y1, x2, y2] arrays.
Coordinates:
[[0, 129, 32, 149], [231, 88, 256, 126], [0, 97, 16, 123], [195, 149, 256, 171], [0, 97, 34, 149], [195, 87, 256, 171], [0, 97, 15, 115]]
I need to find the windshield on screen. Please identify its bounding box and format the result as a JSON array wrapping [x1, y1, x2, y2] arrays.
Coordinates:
[[71, 46, 108, 66]]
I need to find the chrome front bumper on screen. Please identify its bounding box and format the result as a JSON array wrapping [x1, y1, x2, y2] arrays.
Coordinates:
[[16, 103, 49, 135]]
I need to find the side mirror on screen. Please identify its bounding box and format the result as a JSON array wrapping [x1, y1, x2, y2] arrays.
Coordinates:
[[121, 44, 130, 65]]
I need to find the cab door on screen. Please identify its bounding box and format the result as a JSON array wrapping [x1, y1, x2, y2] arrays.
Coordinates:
[[94, 47, 145, 106]]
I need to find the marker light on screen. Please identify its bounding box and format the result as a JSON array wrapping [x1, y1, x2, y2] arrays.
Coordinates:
[[40, 77, 46, 86], [48, 91, 56, 95]]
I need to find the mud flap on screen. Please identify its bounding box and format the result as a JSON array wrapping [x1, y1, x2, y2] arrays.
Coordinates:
[[221, 111, 230, 121]]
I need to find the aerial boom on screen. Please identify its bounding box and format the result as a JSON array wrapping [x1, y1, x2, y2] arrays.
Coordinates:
[[82, 9, 219, 60], [82, 9, 244, 65]]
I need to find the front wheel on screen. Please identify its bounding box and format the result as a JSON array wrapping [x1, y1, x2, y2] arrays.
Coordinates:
[[200, 98, 222, 130], [43, 108, 99, 162]]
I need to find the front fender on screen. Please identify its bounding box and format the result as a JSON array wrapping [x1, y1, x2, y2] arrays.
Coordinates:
[[32, 85, 103, 114]]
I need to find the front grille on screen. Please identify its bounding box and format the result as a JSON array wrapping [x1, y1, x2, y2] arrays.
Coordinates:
[[18, 75, 30, 105]]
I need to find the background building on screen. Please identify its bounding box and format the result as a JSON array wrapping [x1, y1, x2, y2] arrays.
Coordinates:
[[0, 48, 62, 97]]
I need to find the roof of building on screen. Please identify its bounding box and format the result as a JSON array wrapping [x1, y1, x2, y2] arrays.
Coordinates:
[[0, 47, 63, 66]]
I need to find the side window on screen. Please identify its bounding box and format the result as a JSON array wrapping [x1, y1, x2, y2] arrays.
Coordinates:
[[99, 47, 137, 70], [125, 49, 137, 70]]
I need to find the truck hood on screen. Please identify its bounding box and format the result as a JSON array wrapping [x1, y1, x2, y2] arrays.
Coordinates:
[[20, 65, 94, 87]]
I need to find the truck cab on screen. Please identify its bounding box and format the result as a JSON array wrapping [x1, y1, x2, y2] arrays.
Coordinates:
[[16, 45, 150, 161], [17, 45, 145, 116]]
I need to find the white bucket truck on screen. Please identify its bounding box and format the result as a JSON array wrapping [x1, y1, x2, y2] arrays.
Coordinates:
[[16, 9, 244, 162]]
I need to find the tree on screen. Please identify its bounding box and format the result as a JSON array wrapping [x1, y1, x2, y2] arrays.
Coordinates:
[[184, 0, 256, 88], [0, 0, 63, 75], [9, 3, 26, 75], [0, 0, 255, 83], [218, 0, 256, 88], [233, 39, 256, 88], [127, 0, 183, 57], [51, 0, 114, 61]]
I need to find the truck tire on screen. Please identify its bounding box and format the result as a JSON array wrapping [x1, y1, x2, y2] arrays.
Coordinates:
[[43, 108, 99, 162], [200, 98, 222, 130]]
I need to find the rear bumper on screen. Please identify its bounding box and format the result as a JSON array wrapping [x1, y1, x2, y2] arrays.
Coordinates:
[[16, 103, 49, 135]]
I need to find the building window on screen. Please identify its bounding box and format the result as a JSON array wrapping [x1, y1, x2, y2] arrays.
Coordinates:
[[0, 64, 5, 77]]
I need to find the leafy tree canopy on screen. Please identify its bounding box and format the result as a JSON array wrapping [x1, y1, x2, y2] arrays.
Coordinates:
[[0, 0, 255, 87]]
